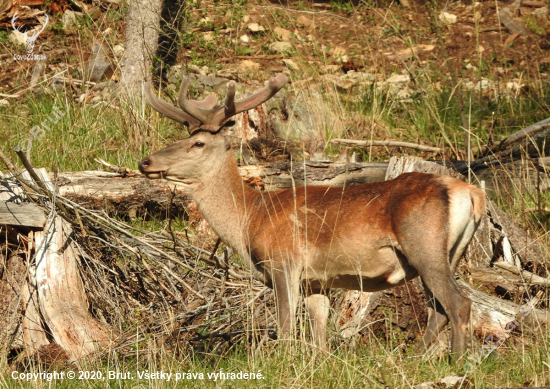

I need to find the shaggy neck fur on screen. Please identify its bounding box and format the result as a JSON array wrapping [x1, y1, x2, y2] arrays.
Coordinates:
[[190, 152, 260, 259]]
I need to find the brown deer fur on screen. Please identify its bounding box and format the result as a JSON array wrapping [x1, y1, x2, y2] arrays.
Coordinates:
[[139, 76, 485, 356]]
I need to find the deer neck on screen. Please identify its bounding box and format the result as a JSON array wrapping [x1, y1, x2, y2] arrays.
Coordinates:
[[190, 152, 258, 254]]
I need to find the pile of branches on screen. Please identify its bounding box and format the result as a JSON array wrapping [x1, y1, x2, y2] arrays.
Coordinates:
[[0, 149, 276, 368]]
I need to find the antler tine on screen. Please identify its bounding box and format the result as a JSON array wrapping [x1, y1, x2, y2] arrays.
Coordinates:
[[224, 81, 236, 118], [144, 82, 201, 132], [177, 76, 213, 125], [232, 74, 288, 115], [205, 74, 288, 131]]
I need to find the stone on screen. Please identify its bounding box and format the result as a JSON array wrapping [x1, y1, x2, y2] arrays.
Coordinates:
[[240, 60, 260, 71], [384, 44, 435, 61], [273, 27, 292, 42], [297, 15, 315, 29], [438, 375, 467, 388], [247, 23, 265, 33], [189, 74, 233, 96], [322, 65, 340, 74], [270, 91, 344, 150], [62, 10, 77, 29], [269, 41, 293, 54], [323, 74, 359, 92], [439, 11, 458, 24], [202, 32, 215, 42], [282, 58, 300, 70], [240, 34, 250, 43], [113, 45, 124, 56], [474, 78, 495, 91], [329, 46, 346, 59], [346, 71, 376, 82], [8, 30, 26, 46], [86, 43, 113, 82], [0, 99, 9, 107], [386, 74, 410, 83], [395, 86, 415, 100], [533, 6, 548, 16], [167, 64, 182, 83]]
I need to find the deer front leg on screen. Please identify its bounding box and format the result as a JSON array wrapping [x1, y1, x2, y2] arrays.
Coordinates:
[[272, 268, 301, 341], [305, 291, 330, 350]]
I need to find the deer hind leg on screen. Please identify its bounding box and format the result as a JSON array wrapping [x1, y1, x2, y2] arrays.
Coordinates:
[[402, 240, 471, 356], [417, 268, 470, 357], [305, 290, 330, 350], [416, 283, 448, 354], [272, 267, 301, 341]]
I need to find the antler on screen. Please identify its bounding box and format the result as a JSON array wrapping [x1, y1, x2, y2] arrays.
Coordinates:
[[28, 13, 49, 39], [11, 12, 23, 33], [144, 74, 288, 134]]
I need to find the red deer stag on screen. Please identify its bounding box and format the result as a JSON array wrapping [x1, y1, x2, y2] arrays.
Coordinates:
[[139, 75, 485, 356]]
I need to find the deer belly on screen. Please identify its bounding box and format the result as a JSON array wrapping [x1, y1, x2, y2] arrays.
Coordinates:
[[304, 246, 417, 291]]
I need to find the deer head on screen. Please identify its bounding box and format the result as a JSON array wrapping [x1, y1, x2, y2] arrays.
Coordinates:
[[12, 12, 49, 54], [139, 75, 288, 186]]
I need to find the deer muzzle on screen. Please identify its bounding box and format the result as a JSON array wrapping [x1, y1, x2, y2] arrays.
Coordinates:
[[138, 156, 165, 179]]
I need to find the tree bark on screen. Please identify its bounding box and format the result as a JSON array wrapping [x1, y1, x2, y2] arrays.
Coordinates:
[[119, 0, 163, 93]]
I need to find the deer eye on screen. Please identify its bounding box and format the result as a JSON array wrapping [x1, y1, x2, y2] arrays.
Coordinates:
[[193, 142, 205, 148]]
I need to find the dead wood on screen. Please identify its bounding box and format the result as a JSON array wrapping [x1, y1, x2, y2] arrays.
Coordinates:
[[498, 7, 530, 35], [34, 217, 112, 360], [53, 162, 388, 216], [459, 280, 550, 336], [330, 138, 443, 153], [500, 117, 550, 148], [469, 124, 550, 172], [0, 255, 26, 355], [0, 202, 46, 228], [469, 266, 525, 298], [494, 261, 550, 287], [55, 171, 191, 218]]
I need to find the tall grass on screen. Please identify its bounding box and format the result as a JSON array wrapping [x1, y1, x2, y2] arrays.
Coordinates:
[[2, 332, 549, 387]]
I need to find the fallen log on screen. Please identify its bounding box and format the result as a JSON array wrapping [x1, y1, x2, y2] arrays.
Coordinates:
[[330, 138, 443, 153], [469, 265, 526, 298], [53, 162, 388, 217], [494, 261, 550, 287]]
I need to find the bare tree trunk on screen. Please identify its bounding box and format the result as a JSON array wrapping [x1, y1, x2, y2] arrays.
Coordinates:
[[34, 217, 111, 361], [120, 0, 163, 93]]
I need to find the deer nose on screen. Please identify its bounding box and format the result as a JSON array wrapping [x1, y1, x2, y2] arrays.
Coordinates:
[[138, 157, 151, 173]]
